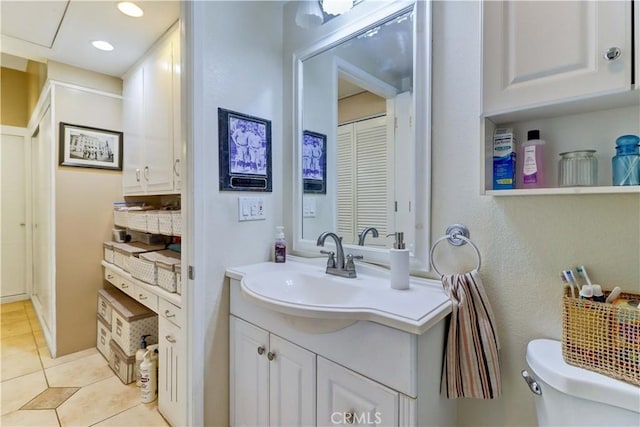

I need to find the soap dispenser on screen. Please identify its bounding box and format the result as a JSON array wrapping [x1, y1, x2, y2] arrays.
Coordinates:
[[390, 232, 410, 290]]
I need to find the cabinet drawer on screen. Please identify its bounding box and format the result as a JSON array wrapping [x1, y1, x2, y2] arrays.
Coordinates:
[[159, 298, 183, 329], [317, 357, 399, 427], [105, 269, 134, 297], [134, 284, 159, 313]]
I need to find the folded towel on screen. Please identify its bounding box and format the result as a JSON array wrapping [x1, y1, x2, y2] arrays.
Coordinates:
[[440, 269, 502, 399]]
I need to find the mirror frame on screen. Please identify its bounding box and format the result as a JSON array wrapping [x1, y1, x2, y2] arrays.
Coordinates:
[[292, 0, 432, 271]]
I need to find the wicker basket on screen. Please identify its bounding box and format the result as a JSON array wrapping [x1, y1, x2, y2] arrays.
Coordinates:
[[562, 288, 640, 386], [158, 211, 173, 235], [172, 211, 182, 236], [113, 210, 129, 228]]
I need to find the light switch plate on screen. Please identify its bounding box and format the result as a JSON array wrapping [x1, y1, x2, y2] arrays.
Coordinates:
[[238, 197, 266, 221], [303, 197, 316, 218]]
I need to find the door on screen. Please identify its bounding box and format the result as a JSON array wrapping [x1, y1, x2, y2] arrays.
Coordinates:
[[483, 1, 632, 113], [317, 357, 399, 426], [123, 66, 144, 194], [230, 316, 269, 427], [0, 128, 27, 300], [269, 334, 316, 426], [158, 316, 186, 426], [31, 107, 54, 334]]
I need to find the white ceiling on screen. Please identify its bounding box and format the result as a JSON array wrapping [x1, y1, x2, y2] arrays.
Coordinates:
[[0, 1, 180, 77]]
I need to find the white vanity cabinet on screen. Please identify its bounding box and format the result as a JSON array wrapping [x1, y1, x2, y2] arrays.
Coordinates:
[[229, 278, 454, 427], [230, 316, 316, 427], [483, 1, 634, 115], [123, 23, 181, 195], [158, 300, 186, 427]]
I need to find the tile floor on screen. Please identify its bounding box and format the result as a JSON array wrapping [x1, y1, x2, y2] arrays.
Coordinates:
[[0, 300, 169, 427]]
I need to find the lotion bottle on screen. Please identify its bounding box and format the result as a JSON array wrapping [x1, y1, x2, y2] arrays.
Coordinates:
[[520, 129, 546, 188], [274, 226, 286, 263], [390, 232, 410, 290], [135, 334, 151, 387], [140, 345, 158, 403]]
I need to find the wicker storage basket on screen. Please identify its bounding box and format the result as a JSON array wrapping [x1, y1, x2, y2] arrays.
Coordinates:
[[562, 288, 640, 386], [112, 242, 165, 272], [113, 210, 129, 228], [127, 211, 148, 232], [175, 265, 182, 295], [146, 211, 160, 234], [156, 251, 181, 293], [129, 256, 157, 285], [172, 211, 182, 236], [103, 242, 114, 264], [158, 211, 173, 235]]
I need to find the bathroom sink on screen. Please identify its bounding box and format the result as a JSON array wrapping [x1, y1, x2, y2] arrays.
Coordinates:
[[226, 258, 452, 334]]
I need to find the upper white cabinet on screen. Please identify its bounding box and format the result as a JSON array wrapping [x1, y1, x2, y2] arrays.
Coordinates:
[[123, 24, 181, 195], [481, 1, 640, 196], [483, 1, 633, 115]]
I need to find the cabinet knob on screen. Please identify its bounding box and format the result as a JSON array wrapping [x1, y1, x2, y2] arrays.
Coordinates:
[[135, 168, 141, 182], [174, 159, 180, 177], [267, 351, 276, 361], [165, 335, 176, 343], [144, 166, 150, 181], [257, 346, 265, 355], [603, 47, 621, 61]]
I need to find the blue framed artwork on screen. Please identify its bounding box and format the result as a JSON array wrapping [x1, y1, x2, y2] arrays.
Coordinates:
[[302, 130, 326, 194], [218, 108, 272, 192]]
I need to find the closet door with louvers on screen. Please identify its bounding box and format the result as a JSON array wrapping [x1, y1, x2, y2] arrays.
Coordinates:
[[337, 116, 392, 246]]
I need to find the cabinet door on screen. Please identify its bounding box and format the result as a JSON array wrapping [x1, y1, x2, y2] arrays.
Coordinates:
[[142, 34, 175, 192], [230, 316, 269, 427], [317, 357, 398, 427], [123, 66, 144, 194], [269, 334, 316, 427], [483, 1, 632, 113], [171, 28, 182, 192], [158, 316, 186, 426]]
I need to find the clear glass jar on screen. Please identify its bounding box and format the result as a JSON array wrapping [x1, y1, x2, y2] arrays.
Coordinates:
[[558, 150, 597, 187]]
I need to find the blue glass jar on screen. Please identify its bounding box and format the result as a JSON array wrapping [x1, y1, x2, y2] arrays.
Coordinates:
[[612, 135, 640, 186]]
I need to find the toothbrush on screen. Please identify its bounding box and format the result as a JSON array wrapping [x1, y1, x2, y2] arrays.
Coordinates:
[[564, 269, 585, 299], [576, 266, 593, 288], [560, 272, 576, 298], [605, 286, 622, 304]]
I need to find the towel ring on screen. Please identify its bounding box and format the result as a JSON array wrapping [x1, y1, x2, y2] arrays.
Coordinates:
[[430, 225, 482, 276]]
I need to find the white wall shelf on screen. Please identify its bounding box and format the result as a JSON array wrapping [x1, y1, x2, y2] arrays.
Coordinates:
[[487, 186, 640, 197]]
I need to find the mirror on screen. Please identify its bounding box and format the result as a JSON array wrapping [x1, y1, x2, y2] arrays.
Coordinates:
[[293, 1, 431, 269]]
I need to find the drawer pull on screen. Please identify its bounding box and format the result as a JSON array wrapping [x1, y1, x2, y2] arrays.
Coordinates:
[[138, 294, 147, 300], [165, 335, 176, 343], [164, 310, 175, 318], [257, 346, 265, 355], [120, 283, 128, 289], [107, 274, 114, 279], [267, 351, 276, 361]]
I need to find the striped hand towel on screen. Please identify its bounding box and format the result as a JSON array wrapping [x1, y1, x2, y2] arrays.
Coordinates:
[[440, 269, 502, 399]]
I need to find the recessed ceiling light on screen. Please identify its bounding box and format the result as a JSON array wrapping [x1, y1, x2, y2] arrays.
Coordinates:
[[117, 2, 144, 18], [92, 40, 114, 51]]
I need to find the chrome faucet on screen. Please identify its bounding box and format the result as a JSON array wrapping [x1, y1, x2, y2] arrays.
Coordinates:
[[358, 227, 379, 246], [316, 232, 362, 278]]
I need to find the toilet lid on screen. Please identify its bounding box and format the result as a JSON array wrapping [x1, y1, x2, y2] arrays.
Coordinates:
[[526, 339, 640, 414]]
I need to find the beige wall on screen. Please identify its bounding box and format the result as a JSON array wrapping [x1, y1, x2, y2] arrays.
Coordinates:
[[54, 85, 123, 356], [338, 91, 386, 124], [48, 61, 122, 94], [431, 2, 639, 426], [1, 67, 29, 127], [26, 60, 47, 117]]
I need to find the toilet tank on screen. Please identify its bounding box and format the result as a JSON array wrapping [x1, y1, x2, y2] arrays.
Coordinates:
[[525, 339, 640, 427]]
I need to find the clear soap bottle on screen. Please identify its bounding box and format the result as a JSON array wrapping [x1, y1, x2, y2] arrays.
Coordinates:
[[274, 226, 286, 263]]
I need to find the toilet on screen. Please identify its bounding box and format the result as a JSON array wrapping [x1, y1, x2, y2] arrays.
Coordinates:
[[523, 339, 640, 426]]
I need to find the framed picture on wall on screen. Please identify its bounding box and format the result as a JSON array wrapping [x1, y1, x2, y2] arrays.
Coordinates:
[[218, 108, 272, 192], [303, 130, 326, 194], [59, 122, 123, 170]]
